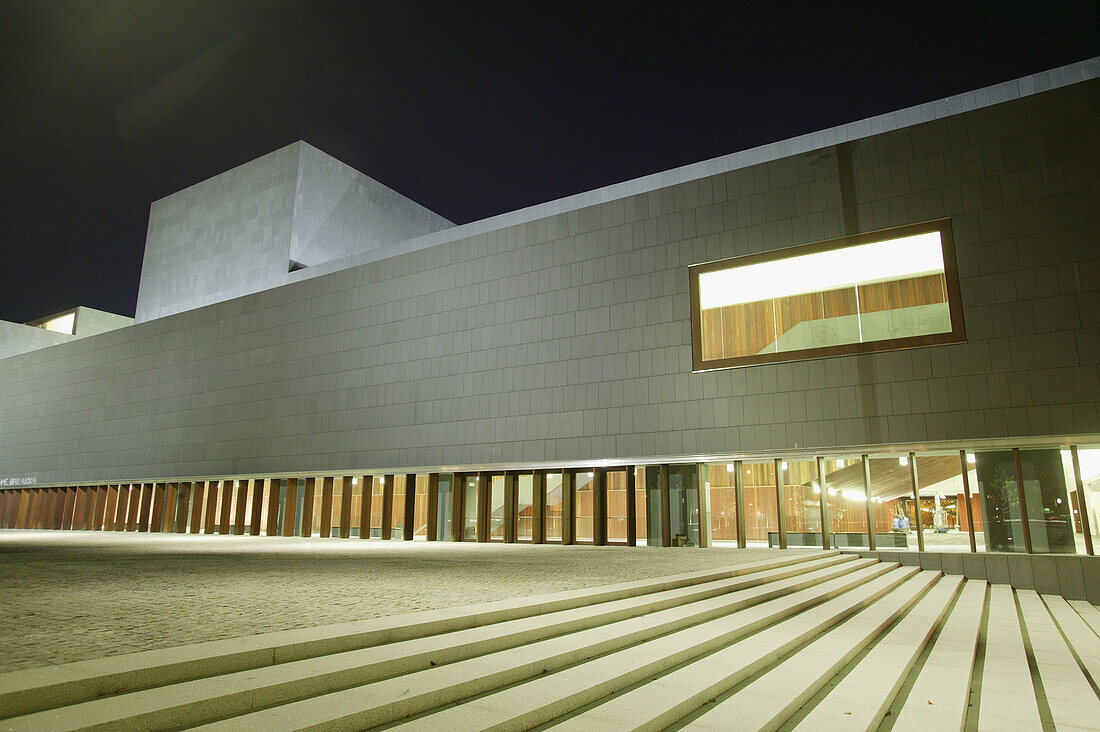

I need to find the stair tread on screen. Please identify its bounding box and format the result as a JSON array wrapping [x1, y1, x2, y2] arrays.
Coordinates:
[[546, 567, 931, 732], [392, 564, 914, 732], [790, 574, 962, 731], [190, 560, 890, 731], [1043, 594, 1100, 691], [978, 585, 1042, 731], [890, 579, 987, 732], [1068, 599, 1100, 638], [1017, 590, 1100, 730]]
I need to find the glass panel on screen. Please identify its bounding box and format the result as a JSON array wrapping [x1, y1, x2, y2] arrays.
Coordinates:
[[516, 475, 534, 541], [370, 479, 384, 538], [707, 464, 738, 545], [644, 467, 663, 545], [821, 457, 868, 548], [668, 464, 700, 546], [974, 451, 1029, 553], [390, 476, 406, 539], [311, 481, 324, 536], [347, 478, 362, 538], [575, 472, 595, 543], [242, 480, 255, 533], [913, 453, 977, 552], [634, 467, 649, 545], [412, 476, 430, 539], [463, 476, 478, 541], [1069, 448, 1100, 553], [782, 459, 821, 547], [1016, 449, 1075, 554], [743, 462, 780, 547], [606, 471, 629, 543], [545, 473, 563, 542], [866, 455, 918, 550], [489, 475, 505, 540], [694, 221, 961, 369], [436, 475, 452, 541]]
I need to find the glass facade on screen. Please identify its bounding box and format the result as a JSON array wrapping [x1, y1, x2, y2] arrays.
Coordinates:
[[489, 475, 505, 541], [545, 473, 563, 542], [606, 471, 629, 544], [516, 475, 534, 542], [574, 473, 595, 543], [462, 476, 478, 541]]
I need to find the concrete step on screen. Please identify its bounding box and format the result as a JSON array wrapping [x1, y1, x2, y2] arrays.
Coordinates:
[[546, 566, 930, 732], [2, 554, 859, 731], [190, 561, 896, 731], [1043, 594, 1100, 690], [978, 584, 1043, 731], [389, 563, 912, 732], [0, 550, 835, 719], [890, 579, 987, 732], [1017, 590, 1100, 730], [1069, 598, 1100, 637], [789, 574, 962, 731]]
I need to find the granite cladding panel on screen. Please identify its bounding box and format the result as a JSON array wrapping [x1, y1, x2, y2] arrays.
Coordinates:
[[1, 81, 1099, 483]]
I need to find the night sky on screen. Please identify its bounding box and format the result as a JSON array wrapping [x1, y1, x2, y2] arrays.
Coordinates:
[[1, 1, 1097, 324]]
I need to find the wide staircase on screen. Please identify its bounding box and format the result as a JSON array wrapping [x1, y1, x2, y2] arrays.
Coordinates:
[[2, 552, 1098, 731]]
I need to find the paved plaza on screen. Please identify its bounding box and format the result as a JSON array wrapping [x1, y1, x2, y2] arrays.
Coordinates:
[[0, 530, 810, 672]]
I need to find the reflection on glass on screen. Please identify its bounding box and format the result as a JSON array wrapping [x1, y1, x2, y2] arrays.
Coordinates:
[[644, 468, 663, 545], [1066, 449, 1100, 554], [436, 475, 452, 541], [370, 479, 384, 538], [783, 460, 820, 547], [742, 462, 779, 547], [545, 474, 563, 542], [912, 454, 981, 552], [463, 476, 478, 541], [489, 475, 505, 540], [607, 471, 629, 543], [516, 475, 534, 541], [707, 464, 738, 544], [820, 458, 867, 547], [634, 468, 649, 545], [412, 476, 430, 539], [1016, 449, 1075, 554], [866, 456, 918, 550], [668, 465, 700, 546], [575, 473, 595, 543]]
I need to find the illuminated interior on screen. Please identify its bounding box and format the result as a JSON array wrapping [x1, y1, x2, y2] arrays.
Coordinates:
[[37, 312, 76, 335], [691, 221, 963, 369]]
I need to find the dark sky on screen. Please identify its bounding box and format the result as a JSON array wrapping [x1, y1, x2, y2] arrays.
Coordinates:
[[1, 1, 1097, 323]]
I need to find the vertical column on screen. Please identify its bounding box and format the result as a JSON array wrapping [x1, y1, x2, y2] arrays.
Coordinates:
[[162, 483, 178, 532], [1070, 446, 1094, 556], [958, 451, 977, 553], [503, 472, 517, 543], [562, 471, 576, 545], [176, 482, 192, 533], [218, 481, 234, 535], [359, 476, 374, 539], [39, 490, 53, 529], [190, 481, 206, 533], [450, 475, 463, 542], [283, 478, 299, 537], [320, 477, 334, 538], [339, 477, 354, 539], [247, 480, 263, 536], [533, 472, 546, 544], [71, 486, 88, 531], [593, 469, 608, 546], [61, 487, 76, 530], [909, 452, 925, 552], [138, 484, 154, 532], [0, 492, 10, 528], [1012, 448, 1033, 554], [103, 485, 118, 531], [426, 474, 439, 541], [265, 479, 281, 536], [126, 483, 142, 531], [697, 463, 712, 549], [380, 476, 394, 540], [403, 473, 416, 541], [234, 481, 248, 535], [659, 465, 672, 548], [474, 473, 487, 543], [26, 490, 40, 529], [816, 457, 832, 551], [150, 483, 166, 533], [203, 482, 218, 534], [734, 461, 747, 549], [92, 485, 107, 530], [300, 478, 316, 538], [774, 458, 788, 549], [626, 467, 637, 547], [862, 456, 876, 551], [113, 485, 129, 531], [15, 490, 30, 528]]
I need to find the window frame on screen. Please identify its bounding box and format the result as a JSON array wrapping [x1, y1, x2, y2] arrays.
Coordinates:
[[688, 219, 965, 371]]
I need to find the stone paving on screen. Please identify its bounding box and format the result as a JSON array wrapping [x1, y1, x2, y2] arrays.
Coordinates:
[[0, 530, 812, 672]]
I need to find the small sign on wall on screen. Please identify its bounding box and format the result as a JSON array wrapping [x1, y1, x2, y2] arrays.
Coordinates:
[[0, 476, 37, 487]]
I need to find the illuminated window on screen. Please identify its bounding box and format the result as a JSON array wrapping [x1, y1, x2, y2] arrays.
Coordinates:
[[689, 220, 964, 370]]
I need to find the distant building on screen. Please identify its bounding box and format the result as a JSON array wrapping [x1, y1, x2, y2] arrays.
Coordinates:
[[1, 60, 1097, 560]]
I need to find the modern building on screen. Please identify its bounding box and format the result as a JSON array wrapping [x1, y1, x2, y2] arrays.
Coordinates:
[[1, 60, 1097, 566]]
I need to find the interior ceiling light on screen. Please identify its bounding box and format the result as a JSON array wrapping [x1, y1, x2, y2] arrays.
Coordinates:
[[699, 232, 944, 309]]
